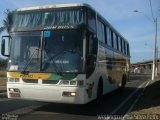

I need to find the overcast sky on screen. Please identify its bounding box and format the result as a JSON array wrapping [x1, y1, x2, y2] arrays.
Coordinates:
[[0, 0, 160, 63]]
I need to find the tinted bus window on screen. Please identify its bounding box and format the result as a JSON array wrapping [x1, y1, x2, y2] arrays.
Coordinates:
[[106, 27, 112, 46], [120, 38, 123, 53], [123, 41, 126, 54], [97, 20, 105, 43], [88, 10, 96, 31], [127, 44, 130, 56], [125, 42, 128, 55], [113, 32, 117, 50], [118, 37, 121, 52], [111, 30, 114, 47], [122, 39, 124, 53], [116, 35, 119, 50]]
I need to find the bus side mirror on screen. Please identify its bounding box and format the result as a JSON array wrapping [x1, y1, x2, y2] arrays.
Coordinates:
[[1, 36, 10, 57]]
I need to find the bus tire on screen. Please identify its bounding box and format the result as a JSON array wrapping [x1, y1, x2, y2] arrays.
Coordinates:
[[95, 79, 103, 105]]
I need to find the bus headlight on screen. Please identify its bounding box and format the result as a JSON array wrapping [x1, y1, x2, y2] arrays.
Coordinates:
[[9, 88, 20, 92], [15, 78, 20, 82], [70, 80, 77, 85], [8, 78, 20, 82], [8, 78, 14, 82], [9, 88, 14, 92], [59, 80, 70, 85], [59, 80, 84, 86], [62, 91, 76, 97]]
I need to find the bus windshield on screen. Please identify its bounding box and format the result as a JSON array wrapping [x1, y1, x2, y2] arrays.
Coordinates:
[[42, 29, 83, 72], [9, 32, 41, 72], [9, 29, 84, 73]]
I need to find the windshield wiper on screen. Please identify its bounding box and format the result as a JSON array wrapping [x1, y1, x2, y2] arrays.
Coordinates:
[[21, 48, 39, 75], [42, 50, 63, 75]]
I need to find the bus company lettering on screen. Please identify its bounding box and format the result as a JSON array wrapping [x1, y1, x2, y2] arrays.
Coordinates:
[[20, 74, 33, 78], [44, 25, 74, 30]]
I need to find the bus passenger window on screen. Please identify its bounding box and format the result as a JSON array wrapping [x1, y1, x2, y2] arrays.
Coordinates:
[[123, 41, 125, 54], [113, 32, 117, 50], [88, 10, 96, 31], [97, 20, 105, 43], [125, 42, 128, 55], [111, 31, 114, 48], [120, 38, 123, 53], [106, 27, 112, 46], [116, 35, 119, 50], [127, 44, 130, 56], [118, 37, 122, 52]]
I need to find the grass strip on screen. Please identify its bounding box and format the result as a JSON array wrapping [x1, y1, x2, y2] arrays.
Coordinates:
[[129, 79, 160, 114]]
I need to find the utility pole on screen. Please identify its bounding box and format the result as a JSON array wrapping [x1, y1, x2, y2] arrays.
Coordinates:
[[134, 9, 158, 80], [152, 18, 158, 80]]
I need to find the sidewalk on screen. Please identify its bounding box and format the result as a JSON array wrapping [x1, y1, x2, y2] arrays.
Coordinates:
[[0, 77, 7, 93], [0, 77, 6, 86], [0, 85, 7, 93], [0, 84, 7, 98]]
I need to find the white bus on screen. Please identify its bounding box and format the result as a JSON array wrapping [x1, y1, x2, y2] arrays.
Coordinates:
[[1, 3, 130, 104]]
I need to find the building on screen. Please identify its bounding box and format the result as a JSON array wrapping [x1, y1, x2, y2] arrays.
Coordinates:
[[131, 59, 160, 74]]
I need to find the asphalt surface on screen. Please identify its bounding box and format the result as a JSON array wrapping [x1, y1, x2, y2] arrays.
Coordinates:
[[0, 74, 151, 120]]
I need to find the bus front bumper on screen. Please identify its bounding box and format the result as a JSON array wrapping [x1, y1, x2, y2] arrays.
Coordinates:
[[7, 83, 88, 104]]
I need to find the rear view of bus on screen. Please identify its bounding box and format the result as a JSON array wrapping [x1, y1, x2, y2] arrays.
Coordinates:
[[1, 3, 130, 104]]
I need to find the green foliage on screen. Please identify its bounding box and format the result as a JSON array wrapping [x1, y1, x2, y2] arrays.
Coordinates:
[[0, 9, 14, 34]]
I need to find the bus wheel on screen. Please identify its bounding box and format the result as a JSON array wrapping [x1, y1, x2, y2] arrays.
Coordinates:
[[95, 80, 103, 105]]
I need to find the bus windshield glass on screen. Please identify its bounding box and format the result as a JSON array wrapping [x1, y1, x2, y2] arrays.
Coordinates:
[[9, 29, 84, 73], [9, 32, 41, 72], [12, 8, 85, 28], [42, 29, 83, 72]]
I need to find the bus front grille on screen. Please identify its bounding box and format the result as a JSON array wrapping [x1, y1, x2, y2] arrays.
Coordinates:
[[42, 80, 59, 84], [23, 79, 38, 83]]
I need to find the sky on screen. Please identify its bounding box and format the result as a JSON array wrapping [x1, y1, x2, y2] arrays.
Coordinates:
[[0, 0, 160, 63]]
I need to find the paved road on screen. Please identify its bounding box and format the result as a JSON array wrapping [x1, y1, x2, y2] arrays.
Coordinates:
[[0, 74, 151, 120]]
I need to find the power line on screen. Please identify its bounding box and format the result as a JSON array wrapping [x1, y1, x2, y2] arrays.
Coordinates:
[[148, 0, 155, 20]]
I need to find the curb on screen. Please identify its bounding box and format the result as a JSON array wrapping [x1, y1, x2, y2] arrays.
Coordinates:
[[122, 80, 151, 119], [110, 81, 146, 115], [0, 83, 6, 86]]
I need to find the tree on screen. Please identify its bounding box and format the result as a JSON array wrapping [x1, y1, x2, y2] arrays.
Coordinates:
[[0, 58, 8, 69], [0, 9, 13, 34]]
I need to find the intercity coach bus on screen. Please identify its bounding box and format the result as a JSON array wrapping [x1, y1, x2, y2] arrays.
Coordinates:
[[1, 3, 130, 104]]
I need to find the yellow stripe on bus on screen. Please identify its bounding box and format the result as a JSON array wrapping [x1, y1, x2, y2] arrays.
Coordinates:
[[7, 72, 52, 79]]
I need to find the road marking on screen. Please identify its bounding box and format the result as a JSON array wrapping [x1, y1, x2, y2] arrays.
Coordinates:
[[0, 85, 7, 94], [0, 92, 7, 95], [7, 103, 48, 115], [7, 106, 43, 115], [0, 98, 12, 102], [0, 93, 12, 102], [122, 80, 150, 120], [0, 83, 6, 86], [109, 81, 147, 115], [0, 91, 8, 101]]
